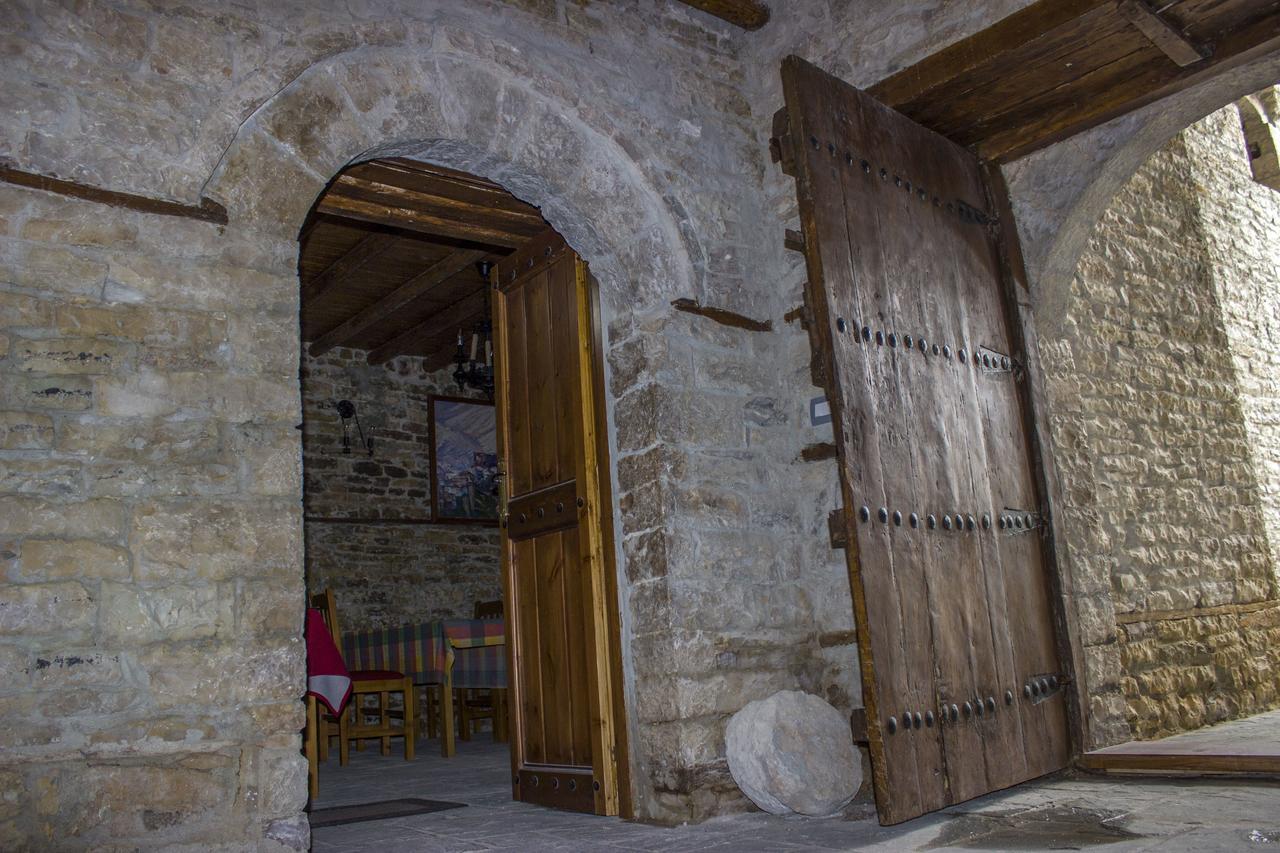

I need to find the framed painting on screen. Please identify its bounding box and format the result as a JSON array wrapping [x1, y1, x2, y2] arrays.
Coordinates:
[[428, 395, 500, 524]]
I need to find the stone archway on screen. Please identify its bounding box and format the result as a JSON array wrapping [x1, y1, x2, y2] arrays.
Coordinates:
[[1005, 52, 1280, 338], [202, 45, 699, 822]]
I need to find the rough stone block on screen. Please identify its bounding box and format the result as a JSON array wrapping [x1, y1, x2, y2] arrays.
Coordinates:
[[0, 496, 125, 539], [17, 539, 131, 581], [131, 499, 300, 580], [0, 411, 54, 449], [0, 374, 94, 411], [0, 581, 95, 639], [99, 581, 233, 644]]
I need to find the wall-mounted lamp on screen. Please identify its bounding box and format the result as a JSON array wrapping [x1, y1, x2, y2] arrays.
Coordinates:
[[334, 399, 374, 456]]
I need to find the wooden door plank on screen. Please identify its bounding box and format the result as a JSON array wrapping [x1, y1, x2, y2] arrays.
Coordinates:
[[534, 529, 573, 764], [575, 260, 624, 814], [782, 57, 925, 824], [836, 90, 952, 811]]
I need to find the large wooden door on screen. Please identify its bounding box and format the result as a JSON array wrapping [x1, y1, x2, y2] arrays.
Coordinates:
[[492, 228, 628, 816], [777, 57, 1072, 824]]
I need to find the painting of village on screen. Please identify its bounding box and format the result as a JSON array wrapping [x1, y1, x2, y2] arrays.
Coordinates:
[[429, 396, 499, 523]]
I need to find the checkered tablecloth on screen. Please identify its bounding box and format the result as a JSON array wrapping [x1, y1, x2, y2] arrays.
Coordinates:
[[341, 619, 506, 689]]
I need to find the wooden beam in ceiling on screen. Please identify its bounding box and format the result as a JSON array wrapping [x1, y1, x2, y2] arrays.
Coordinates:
[[308, 249, 486, 357], [366, 290, 487, 365], [1118, 0, 1208, 67], [676, 0, 769, 30], [332, 170, 546, 231], [866, 0, 1280, 163], [314, 193, 532, 249], [300, 231, 401, 305]]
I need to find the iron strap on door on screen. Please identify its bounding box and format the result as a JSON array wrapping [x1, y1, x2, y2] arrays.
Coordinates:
[[774, 56, 1072, 825]]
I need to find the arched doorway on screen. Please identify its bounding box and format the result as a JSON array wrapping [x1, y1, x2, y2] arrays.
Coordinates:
[[297, 157, 631, 817]]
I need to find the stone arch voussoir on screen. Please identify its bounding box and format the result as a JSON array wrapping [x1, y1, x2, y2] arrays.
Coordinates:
[[203, 46, 692, 317]]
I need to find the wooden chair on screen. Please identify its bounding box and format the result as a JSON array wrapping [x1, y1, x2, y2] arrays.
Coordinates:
[[309, 590, 415, 764], [458, 600, 506, 741]]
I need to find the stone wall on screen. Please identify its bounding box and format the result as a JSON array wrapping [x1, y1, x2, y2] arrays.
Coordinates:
[[1041, 102, 1280, 747], [301, 346, 500, 632], [3, 0, 1277, 844], [0, 183, 307, 849]]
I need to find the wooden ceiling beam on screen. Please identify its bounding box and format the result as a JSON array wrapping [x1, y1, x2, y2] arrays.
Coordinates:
[[329, 174, 546, 234], [366, 290, 487, 365], [1118, 0, 1208, 67], [869, 1, 1109, 107], [308, 248, 486, 357], [976, 10, 1280, 161], [300, 231, 401, 305], [676, 0, 769, 30], [314, 193, 529, 249], [865, 0, 1280, 164]]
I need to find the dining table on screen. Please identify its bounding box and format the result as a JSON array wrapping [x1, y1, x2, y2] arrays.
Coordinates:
[[340, 618, 507, 757]]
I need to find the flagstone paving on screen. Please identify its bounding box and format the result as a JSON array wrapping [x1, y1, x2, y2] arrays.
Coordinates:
[[310, 728, 1280, 852]]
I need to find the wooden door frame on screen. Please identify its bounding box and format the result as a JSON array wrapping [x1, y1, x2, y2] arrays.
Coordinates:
[[490, 234, 633, 819]]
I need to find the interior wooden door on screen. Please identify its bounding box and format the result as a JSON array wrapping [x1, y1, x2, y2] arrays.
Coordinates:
[[776, 56, 1072, 824], [492, 228, 627, 816]]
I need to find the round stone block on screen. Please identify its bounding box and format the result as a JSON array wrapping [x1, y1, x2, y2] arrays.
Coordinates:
[[725, 690, 862, 817]]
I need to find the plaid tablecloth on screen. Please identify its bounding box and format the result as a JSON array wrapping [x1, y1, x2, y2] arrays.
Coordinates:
[[341, 619, 506, 689]]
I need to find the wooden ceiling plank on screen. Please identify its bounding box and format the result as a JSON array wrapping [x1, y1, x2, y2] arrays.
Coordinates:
[[946, 39, 1159, 147], [676, 0, 770, 30], [900, 12, 1143, 138], [314, 193, 528, 249], [869, 0, 1112, 108], [300, 231, 402, 305], [331, 174, 547, 232], [1119, 0, 1209, 66], [308, 248, 487, 357], [982, 10, 1280, 161], [366, 289, 488, 364]]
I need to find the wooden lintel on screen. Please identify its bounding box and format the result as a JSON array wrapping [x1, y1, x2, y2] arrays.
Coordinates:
[[676, 0, 769, 30], [0, 164, 228, 224], [799, 441, 837, 462], [300, 231, 401, 305], [309, 248, 486, 357], [366, 289, 487, 365], [828, 508, 847, 550], [315, 193, 528, 249], [671, 298, 772, 332], [1118, 0, 1207, 67]]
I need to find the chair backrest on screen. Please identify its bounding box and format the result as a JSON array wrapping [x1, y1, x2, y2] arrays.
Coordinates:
[[474, 599, 503, 620], [310, 588, 342, 647]]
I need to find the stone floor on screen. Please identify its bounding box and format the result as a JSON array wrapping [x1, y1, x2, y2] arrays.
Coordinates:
[[310, 733, 1280, 851]]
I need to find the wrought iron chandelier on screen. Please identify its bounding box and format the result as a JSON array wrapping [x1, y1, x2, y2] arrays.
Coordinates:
[[453, 260, 495, 398]]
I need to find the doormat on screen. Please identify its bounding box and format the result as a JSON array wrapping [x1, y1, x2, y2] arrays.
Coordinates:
[[309, 798, 467, 828]]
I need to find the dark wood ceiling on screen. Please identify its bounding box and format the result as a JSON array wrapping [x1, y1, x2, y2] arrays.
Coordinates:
[[299, 159, 549, 369], [867, 0, 1280, 162]]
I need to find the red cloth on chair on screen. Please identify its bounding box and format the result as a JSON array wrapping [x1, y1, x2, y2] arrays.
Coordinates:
[[306, 608, 351, 715]]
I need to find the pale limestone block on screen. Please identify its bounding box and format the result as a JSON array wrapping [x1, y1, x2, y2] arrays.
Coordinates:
[[0, 582, 95, 638], [17, 539, 131, 581]]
